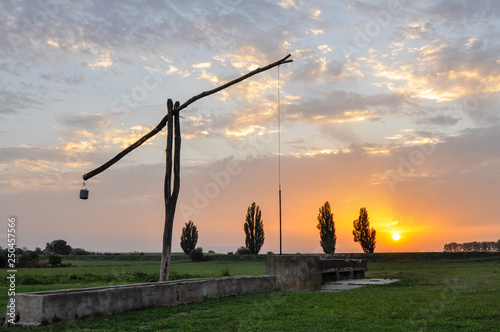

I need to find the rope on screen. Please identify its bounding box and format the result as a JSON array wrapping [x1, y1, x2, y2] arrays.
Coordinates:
[[278, 65, 282, 255], [278, 65, 281, 189]]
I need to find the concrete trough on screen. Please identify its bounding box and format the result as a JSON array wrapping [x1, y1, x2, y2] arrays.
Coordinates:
[[10, 275, 276, 326]]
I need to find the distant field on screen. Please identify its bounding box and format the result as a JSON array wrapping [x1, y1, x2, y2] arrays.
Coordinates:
[[1, 253, 499, 330]]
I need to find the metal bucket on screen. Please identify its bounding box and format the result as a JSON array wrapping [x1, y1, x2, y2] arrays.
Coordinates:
[[80, 188, 89, 200]]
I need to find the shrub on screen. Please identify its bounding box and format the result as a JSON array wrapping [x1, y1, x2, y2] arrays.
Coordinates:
[[48, 255, 62, 266], [71, 248, 89, 255], [189, 247, 205, 262], [0, 251, 8, 268], [17, 251, 40, 267], [227, 251, 234, 255], [236, 246, 251, 255], [208, 250, 215, 254]]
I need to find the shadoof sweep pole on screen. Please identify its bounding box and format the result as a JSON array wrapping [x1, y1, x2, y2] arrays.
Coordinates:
[[82, 54, 293, 281]]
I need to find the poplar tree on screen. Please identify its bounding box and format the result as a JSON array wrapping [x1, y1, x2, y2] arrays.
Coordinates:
[[353, 207, 376, 253], [180, 220, 198, 255], [244, 202, 265, 254], [316, 201, 337, 254]]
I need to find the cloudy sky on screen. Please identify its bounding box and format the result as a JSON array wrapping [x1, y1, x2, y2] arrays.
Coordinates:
[[1, 0, 499, 254]]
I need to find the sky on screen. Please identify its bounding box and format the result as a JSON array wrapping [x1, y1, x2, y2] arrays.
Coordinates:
[[1, 0, 499, 254]]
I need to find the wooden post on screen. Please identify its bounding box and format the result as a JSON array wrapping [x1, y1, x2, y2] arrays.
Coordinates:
[[160, 99, 181, 281]]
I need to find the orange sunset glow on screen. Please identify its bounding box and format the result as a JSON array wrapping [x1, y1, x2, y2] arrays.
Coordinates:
[[1, 1, 499, 254]]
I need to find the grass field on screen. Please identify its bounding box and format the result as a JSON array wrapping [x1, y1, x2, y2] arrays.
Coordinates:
[[1, 253, 499, 331]]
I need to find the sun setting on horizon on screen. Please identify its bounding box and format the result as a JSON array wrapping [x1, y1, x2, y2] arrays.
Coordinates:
[[392, 233, 401, 241]]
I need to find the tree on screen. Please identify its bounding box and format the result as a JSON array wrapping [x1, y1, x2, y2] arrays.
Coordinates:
[[353, 208, 376, 253], [48, 254, 62, 266], [17, 251, 40, 267], [244, 202, 265, 254], [180, 220, 198, 255], [71, 248, 90, 255], [189, 247, 204, 262], [316, 201, 337, 254], [49, 239, 72, 255], [236, 246, 251, 255], [443, 240, 500, 252]]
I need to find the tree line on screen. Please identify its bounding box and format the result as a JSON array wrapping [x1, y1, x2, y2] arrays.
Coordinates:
[[0, 239, 81, 268], [181, 200, 377, 259], [443, 240, 500, 252]]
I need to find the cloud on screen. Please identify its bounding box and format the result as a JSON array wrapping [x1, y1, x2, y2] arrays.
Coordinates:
[[422, 0, 500, 23], [57, 123, 159, 153], [87, 51, 112, 68], [290, 56, 352, 82], [279, 0, 303, 9], [371, 41, 500, 108], [55, 112, 118, 132], [285, 90, 404, 123], [40, 72, 86, 85], [396, 21, 436, 40], [192, 62, 211, 69], [416, 115, 460, 126], [0, 90, 43, 115]]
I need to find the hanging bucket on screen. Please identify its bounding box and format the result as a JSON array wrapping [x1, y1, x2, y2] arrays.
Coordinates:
[[80, 188, 89, 200], [80, 182, 89, 200]]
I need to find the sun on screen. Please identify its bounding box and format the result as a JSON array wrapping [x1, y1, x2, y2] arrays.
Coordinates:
[[392, 233, 401, 241]]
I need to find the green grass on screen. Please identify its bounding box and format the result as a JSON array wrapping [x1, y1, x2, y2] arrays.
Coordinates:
[[1, 254, 499, 331], [0, 254, 264, 282]]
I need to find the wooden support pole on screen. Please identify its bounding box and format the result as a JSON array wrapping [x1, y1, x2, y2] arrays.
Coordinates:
[[160, 100, 181, 281]]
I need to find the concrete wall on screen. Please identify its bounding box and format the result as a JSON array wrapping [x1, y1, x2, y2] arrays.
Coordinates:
[[266, 255, 368, 290], [266, 255, 322, 292], [11, 275, 276, 326]]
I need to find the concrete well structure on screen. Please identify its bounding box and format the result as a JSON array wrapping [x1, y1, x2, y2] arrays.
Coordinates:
[[266, 255, 367, 292], [266, 255, 322, 292]]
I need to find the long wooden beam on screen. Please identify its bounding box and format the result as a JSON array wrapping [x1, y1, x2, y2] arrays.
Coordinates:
[[82, 54, 292, 181]]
